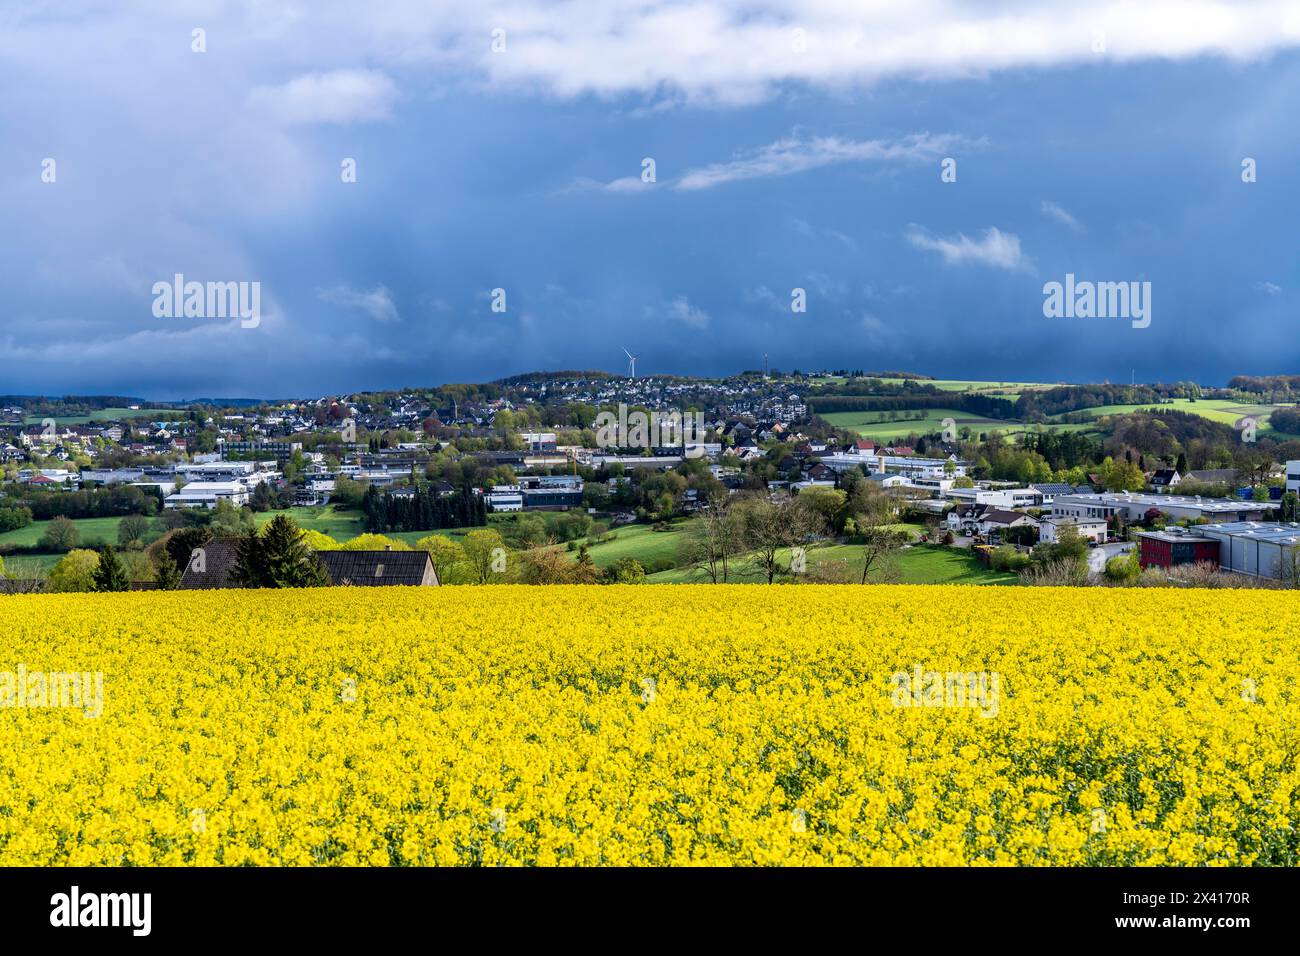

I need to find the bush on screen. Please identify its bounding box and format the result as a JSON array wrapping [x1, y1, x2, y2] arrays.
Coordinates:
[[1104, 552, 1141, 583], [0, 505, 33, 533], [47, 549, 100, 592], [601, 558, 646, 584], [40, 515, 81, 552], [1020, 559, 1089, 586], [990, 546, 1030, 573]]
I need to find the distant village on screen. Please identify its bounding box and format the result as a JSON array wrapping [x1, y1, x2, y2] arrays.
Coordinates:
[[5, 369, 1300, 590]]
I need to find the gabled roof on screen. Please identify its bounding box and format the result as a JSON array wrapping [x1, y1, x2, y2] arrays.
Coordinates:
[[980, 509, 1038, 526], [178, 537, 241, 589], [317, 550, 438, 587], [1186, 469, 1236, 484]]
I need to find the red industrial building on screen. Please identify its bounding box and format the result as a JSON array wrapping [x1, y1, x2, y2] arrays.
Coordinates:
[[1136, 529, 1221, 569]]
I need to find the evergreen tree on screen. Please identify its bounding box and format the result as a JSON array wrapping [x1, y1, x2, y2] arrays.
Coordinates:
[[249, 481, 274, 512], [154, 549, 181, 589], [230, 515, 329, 588], [92, 545, 131, 592], [164, 526, 213, 575]]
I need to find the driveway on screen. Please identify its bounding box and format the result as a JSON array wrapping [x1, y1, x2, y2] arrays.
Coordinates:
[[1088, 541, 1133, 574]]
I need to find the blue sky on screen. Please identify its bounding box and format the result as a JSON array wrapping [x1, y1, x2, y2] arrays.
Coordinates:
[[2, 1, 1299, 399]]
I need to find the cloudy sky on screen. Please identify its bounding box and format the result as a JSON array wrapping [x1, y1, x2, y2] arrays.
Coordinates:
[[2, 0, 1299, 399]]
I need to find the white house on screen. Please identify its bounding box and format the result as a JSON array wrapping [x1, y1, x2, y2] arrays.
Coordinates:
[[947, 503, 1038, 538], [1039, 515, 1108, 544]]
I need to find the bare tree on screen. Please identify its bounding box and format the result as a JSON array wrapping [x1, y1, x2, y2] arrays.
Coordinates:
[[854, 488, 906, 584], [1277, 546, 1300, 589], [678, 494, 743, 583], [0, 557, 49, 594], [736, 494, 827, 584]]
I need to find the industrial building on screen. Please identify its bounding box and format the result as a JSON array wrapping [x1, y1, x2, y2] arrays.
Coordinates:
[[1136, 528, 1220, 569], [1053, 492, 1277, 524], [1198, 521, 1300, 580], [1136, 521, 1300, 580]]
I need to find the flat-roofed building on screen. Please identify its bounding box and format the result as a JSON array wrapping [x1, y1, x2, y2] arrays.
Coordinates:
[[1054, 492, 1277, 524], [1136, 528, 1221, 569], [164, 481, 251, 509], [1197, 521, 1300, 579]]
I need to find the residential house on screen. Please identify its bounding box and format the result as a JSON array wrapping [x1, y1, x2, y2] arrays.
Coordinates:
[[178, 538, 242, 589], [318, 550, 439, 587], [1149, 469, 1181, 490], [1039, 515, 1108, 544]]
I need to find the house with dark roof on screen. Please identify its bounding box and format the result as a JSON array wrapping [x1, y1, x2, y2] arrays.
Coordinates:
[[178, 537, 242, 589], [946, 503, 1038, 538], [1185, 469, 1238, 486], [976, 508, 1039, 539], [1149, 469, 1181, 489], [317, 550, 439, 587]]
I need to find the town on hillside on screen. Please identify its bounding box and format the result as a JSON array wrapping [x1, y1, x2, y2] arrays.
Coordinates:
[[4, 370, 1300, 592]]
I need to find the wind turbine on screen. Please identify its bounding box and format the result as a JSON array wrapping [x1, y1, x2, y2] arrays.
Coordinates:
[[623, 347, 638, 380]]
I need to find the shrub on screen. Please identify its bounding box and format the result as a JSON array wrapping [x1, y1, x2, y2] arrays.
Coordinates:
[[1104, 553, 1141, 583], [990, 546, 1030, 573], [40, 515, 81, 552], [0, 505, 33, 533]]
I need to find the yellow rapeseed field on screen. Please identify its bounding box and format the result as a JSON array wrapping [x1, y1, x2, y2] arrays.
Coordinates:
[[1, 585, 1297, 866]]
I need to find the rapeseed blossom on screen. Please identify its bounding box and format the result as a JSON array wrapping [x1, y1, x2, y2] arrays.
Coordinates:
[[1, 585, 1296, 866]]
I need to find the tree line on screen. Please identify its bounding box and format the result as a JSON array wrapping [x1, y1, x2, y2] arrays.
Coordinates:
[[360, 482, 487, 534]]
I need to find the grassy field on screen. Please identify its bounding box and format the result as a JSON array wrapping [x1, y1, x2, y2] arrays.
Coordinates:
[[0, 515, 128, 549], [874, 378, 1052, 394], [646, 542, 1016, 584], [816, 386, 1294, 443], [821, 407, 1021, 441], [576, 522, 687, 568], [253, 505, 366, 540], [1054, 398, 1276, 426], [22, 407, 177, 425]]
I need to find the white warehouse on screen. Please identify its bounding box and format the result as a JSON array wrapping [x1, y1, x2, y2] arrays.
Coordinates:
[[164, 481, 251, 509]]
